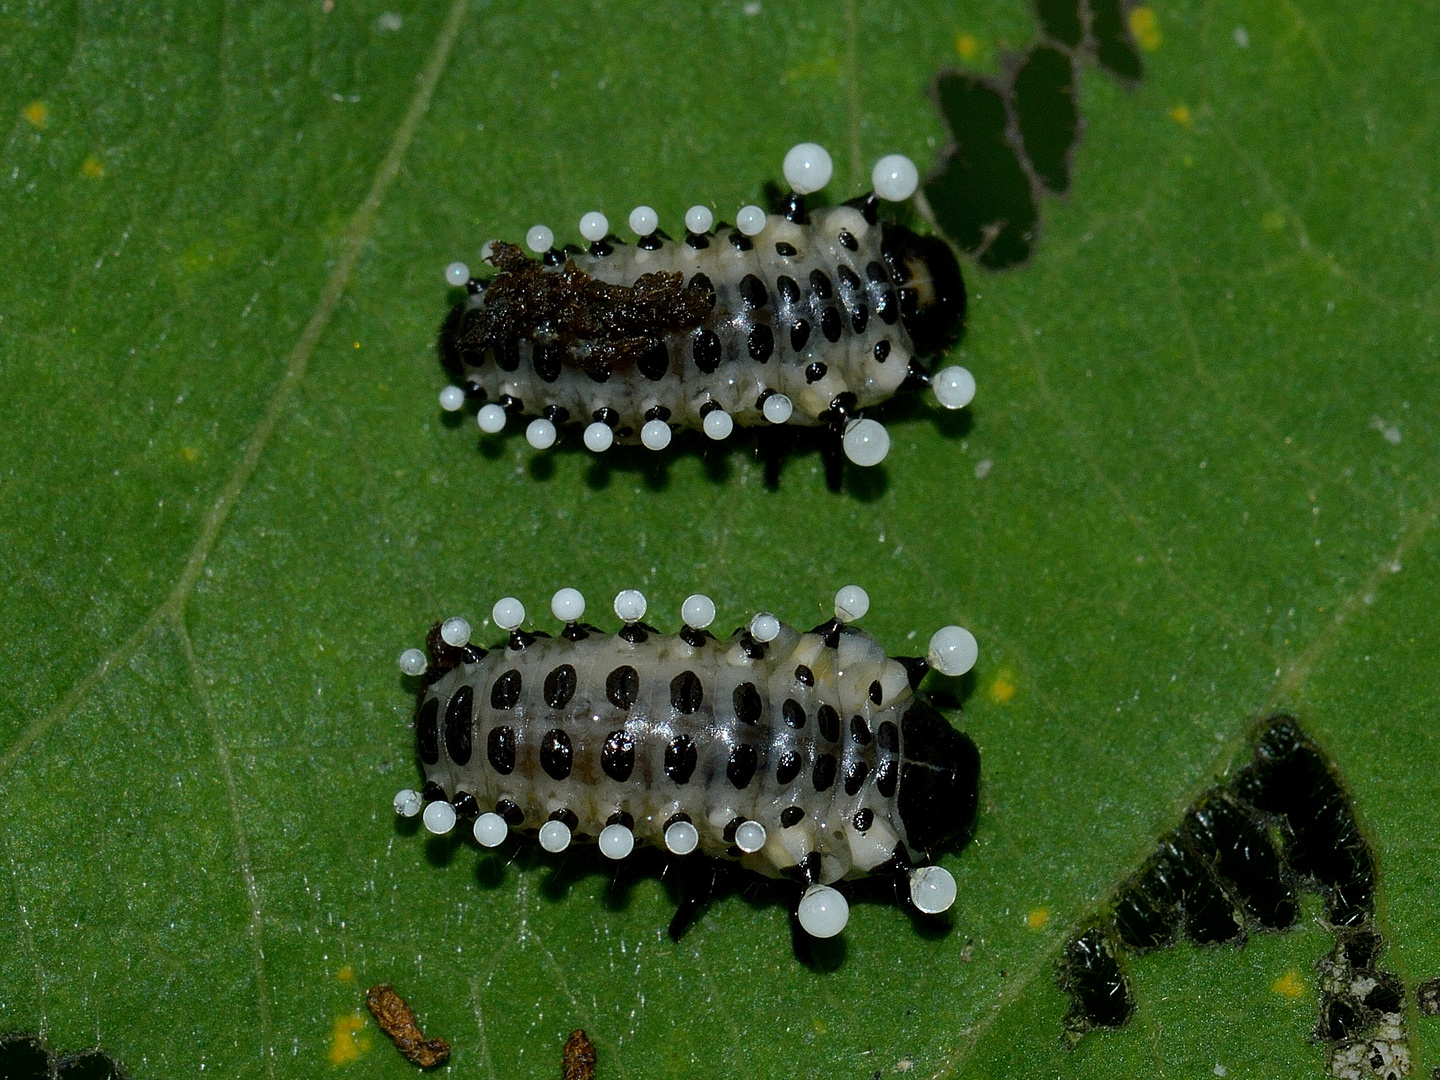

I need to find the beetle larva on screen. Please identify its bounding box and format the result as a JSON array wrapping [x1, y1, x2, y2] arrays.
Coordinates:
[[436, 144, 976, 467], [393, 586, 980, 940]]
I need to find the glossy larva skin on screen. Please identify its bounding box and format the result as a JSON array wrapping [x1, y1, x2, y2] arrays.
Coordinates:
[[442, 207, 919, 437], [418, 619, 961, 884]]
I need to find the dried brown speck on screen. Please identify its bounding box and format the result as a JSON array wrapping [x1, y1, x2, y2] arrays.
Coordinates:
[[366, 983, 450, 1068], [562, 1029, 597, 1080]]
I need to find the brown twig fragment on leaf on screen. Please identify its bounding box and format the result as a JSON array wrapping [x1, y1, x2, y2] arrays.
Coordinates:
[[561, 1029, 597, 1080], [366, 983, 451, 1068]]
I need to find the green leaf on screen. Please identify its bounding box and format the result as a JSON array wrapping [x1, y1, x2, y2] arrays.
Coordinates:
[[3, 1, 1437, 1078]]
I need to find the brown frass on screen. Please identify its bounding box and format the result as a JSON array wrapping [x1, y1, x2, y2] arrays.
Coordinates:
[[366, 983, 451, 1068], [452, 242, 712, 376], [562, 1029, 597, 1080]]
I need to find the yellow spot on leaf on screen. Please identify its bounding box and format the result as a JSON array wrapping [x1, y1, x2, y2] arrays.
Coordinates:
[[24, 101, 49, 128], [1169, 104, 1193, 127], [1272, 968, 1306, 998], [1261, 209, 1286, 232], [955, 34, 979, 60], [988, 671, 1016, 704], [180, 446, 200, 463], [328, 1013, 369, 1065], [81, 156, 105, 178], [1129, 7, 1161, 51], [353, 341, 361, 348], [336, 964, 355, 983], [1026, 907, 1050, 929]]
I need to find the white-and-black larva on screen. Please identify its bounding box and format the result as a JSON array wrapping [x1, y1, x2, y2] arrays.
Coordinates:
[[393, 586, 980, 940], [436, 144, 977, 467]]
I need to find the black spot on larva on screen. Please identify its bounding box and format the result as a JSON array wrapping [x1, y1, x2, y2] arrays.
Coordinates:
[[544, 664, 577, 709], [783, 699, 806, 729], [777, 275, 801, 306], [795, 665, 814, 687], [722, 817, 743, 843], [817, 704, 840, 741], [775, 241, 797, 257], [820, 306, 842, 342], [443, 685, 474, 766], [496, 797, 523, 825], [809, 268, 833, 300], [533, 341, 563, 382], [487, 725, 516, 775], [875, 757, 898, 798], [875, 288, 899, 325], [728, 230, 752, 251], [421, 780, 446, 804], [812, 754, 837, 792], [776, 751, 802, 785], [541, 728, 572, 780], [638, 339, 670, 381], [692, 328, 722, 374], [876, 720, 899, 753], [781, 806, 805, 828], [733, 682, 762, 725], [607, 665, 639, 709], [670, 670, 704, 714], [1058, 928, 1134, 1033], [491, 669, 522, 710], [601, 730, 635, 782], [873, 339, 891, 363], [865, 259, 889, 284], [853, 807, 874, 832], [588, 362, 612, 383], [416, 697, 440, 765], [851, 304, 869, 334], [686, 231, 709, 250], [738, 273, 768, 310], [497, 337, 520, 371], [790, 319, 811, 352], [844, 760, 870, 796], [839, 229, 858, 251], [727, 745, 759, 789], [851, 714, 873, 745], [665, 735, 698, 784], [747, 324, 774, 362], [838, 264, 862, 293], [805, 361, 827, 384], [687, 272, 717, 310], [867, 680, 884, 707]]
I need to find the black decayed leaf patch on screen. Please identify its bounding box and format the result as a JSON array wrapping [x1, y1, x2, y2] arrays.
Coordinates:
[[1058, 715, 1409, 1075], [0, 1035, 128, 1080]]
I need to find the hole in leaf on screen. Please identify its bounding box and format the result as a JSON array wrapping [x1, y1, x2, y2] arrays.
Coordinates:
[[1013, 44, 1081, 194], [1034, 0, 1084, 49], [1086, 0, 1143, 82]]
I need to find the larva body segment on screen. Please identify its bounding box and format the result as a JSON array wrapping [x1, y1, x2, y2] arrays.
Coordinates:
[[436, 146, 976, 465], [395, 588, 981, 940]]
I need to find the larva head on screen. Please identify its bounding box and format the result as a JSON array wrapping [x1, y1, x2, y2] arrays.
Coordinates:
[[897, 697, 980, 857], [881, 223, 966, 357]]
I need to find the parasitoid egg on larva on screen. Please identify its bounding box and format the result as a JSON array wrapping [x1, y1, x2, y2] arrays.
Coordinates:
[[437, 143, 975, 469], [394, 586, 981, 942]]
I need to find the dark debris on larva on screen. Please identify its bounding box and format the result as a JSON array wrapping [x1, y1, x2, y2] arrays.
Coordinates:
[[436, 143, 977, 471], [394, 586, 981, 942], [1058, 715, 1404, 1077]]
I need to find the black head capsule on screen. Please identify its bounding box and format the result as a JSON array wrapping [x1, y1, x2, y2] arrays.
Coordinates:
[[881, 222, 966, 357], [895, 698, 981, 857]]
